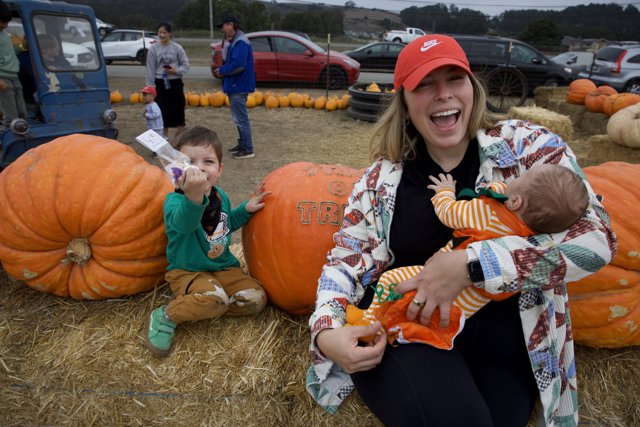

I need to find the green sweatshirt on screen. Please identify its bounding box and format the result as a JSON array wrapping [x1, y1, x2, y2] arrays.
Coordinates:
[[164, 187, 250, 272]]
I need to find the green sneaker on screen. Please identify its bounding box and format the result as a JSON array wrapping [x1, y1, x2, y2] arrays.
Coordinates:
[[145, 305, 176, 357]]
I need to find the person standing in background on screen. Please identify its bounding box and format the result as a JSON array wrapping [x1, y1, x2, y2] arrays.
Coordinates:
[[212, 14, 256, 159], [145, 21, 190, 142], [0, 0, 26, 130]]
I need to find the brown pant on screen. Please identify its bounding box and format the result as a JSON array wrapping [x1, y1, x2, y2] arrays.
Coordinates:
[[164, 267, 267, 324]]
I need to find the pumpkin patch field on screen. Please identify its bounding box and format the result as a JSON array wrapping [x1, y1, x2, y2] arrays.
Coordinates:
[[0, 77, 639, 426]]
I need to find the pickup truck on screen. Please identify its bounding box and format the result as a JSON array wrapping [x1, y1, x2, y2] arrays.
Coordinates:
[[384, 27, 426, 43]]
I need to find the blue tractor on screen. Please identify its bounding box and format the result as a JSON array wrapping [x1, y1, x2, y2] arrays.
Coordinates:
[[1, 0, 117, 168]]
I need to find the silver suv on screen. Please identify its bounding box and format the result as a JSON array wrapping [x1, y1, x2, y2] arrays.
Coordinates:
[[578, 44, 640, 94]]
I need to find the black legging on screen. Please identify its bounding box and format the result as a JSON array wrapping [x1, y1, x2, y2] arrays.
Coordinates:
[[351, 295, 538, 427]]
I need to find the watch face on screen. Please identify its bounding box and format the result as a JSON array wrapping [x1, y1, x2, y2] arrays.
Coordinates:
[[467, 260, 484, 283]]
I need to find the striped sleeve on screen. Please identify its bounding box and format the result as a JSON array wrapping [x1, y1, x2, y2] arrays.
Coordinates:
[[431, 188, 494, 231]]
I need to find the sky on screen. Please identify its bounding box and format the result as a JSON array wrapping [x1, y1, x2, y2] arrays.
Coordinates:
[[276, 0, 636, 18]]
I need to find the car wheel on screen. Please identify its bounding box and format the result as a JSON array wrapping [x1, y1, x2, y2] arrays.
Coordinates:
[[542, 77, 560, 87], [321, 67, 347, 90], [136, 49, 147, 64], [393, 38, 402, 43], [624, 79, 640, 94]]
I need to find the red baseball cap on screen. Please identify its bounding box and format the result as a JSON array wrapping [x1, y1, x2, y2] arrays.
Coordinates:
[[140, 85, 157, 96], [394, 34, 471, 91]]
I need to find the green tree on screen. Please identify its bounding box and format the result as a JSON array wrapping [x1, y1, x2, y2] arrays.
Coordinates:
[[519, 19, 562, 50]]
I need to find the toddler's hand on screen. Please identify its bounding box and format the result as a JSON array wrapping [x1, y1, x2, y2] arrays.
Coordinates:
[[178, 166, 210, 204], [245, 181, 271, 214], [427, 173, 456, 193]]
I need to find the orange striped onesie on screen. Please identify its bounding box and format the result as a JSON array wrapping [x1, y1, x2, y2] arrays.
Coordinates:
[[345, 182, 535, 349]]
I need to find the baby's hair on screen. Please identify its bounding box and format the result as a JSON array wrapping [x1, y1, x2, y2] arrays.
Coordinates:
[[519, 164, 589, 233], [175, 126, 223, 162]]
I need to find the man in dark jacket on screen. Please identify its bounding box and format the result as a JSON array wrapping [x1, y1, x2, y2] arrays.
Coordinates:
[[213, 14, 256, 159]]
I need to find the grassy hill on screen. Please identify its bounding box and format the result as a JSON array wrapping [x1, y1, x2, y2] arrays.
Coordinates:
[[343, 7, 403, 39]]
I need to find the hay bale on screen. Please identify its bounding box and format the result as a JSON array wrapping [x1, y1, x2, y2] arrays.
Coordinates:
[[508, 105, 574, 141], [568, 134, 640, 167], [533, 87, 609, 137], [1, 247, 639, 426]]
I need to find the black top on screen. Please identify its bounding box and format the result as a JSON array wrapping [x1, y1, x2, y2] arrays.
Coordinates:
[[389, 139, 480, 268]]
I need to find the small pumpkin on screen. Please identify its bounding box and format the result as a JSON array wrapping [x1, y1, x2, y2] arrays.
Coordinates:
[[325, 98, 338, 112], [607, 104, 640, 148], [278, 95, 290, 108], [110, 89, 123, 103], [568, 162, 640, 347], [209, 91, 225, 108], [241, 162, 364, 315], [188, 93, 200, 106], [265, 95, 279, 109], [253, 91, 264, 105], [246, 94, 256, 108], [0, 134, 173, 299], [566, 78, 597, 105], [129, 91, 141, 104], [314, 96, 326, 110], [290, 94, 304, 108]]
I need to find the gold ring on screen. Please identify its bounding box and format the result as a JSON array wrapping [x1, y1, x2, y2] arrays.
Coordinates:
[[412, 297, 425, 308]]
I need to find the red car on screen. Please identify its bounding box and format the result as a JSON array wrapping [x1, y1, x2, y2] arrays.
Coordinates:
[[211, 30, 360, 89]]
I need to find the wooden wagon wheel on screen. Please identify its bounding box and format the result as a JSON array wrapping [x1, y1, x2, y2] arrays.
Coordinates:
[[484, 66, 528, 113]]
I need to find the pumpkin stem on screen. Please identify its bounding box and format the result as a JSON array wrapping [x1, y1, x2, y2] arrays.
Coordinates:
[[63, 238, 92, 266]]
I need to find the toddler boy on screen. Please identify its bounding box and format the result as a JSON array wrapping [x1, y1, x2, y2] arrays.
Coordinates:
[[145, 125, 269, 356]]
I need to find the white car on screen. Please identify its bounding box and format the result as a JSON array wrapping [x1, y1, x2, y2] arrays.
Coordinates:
[[551, 51, 595, 74], [97, 29, 158, 64], [65, 17, 115, 37], [61, 41, 99, 68]]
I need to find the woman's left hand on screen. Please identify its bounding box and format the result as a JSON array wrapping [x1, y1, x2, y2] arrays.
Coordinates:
[[395, 250, 472, 328]]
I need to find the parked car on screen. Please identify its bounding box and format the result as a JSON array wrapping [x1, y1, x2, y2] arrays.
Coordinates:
[[210, 31, 360, 89], [451, 34, 573, 93], [551, 51, 595, 75], [65, 17, 115, 37], [343, 41, 405, 72], [94, 29, 158, 64], [578, 43, 640, 94], [383, 27, 426, 44]]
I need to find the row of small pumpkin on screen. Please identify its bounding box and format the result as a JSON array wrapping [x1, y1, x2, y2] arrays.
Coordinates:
[[110, 89, 351, 112], [566, 78, 640, 116]]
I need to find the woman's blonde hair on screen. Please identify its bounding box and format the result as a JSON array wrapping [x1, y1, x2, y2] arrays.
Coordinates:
[[369, 74, 501, 163]]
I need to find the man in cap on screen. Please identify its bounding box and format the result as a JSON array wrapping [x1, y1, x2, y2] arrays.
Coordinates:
[[213, 14, 256, 159]]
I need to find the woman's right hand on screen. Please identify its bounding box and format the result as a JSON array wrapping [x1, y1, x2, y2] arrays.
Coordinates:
[[315, 322, 386, 374]]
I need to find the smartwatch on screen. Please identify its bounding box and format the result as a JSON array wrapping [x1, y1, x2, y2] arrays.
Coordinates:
[[466, 257, 485, 284]]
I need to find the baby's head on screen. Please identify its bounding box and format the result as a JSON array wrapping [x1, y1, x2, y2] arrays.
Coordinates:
[[175, 125, 223, 163], [505, 164, 589, 233], [140, 85, 156, 103]]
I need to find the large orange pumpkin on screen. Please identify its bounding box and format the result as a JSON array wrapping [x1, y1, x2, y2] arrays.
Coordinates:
[[566, 78, 597, 105], [242, 162, 364, 315], [584, 85, 617, 113], [0, 135, 173, 299], [568, 162, 640, 347]]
